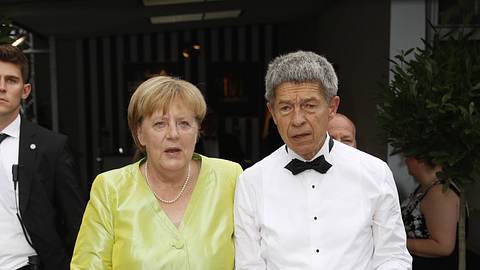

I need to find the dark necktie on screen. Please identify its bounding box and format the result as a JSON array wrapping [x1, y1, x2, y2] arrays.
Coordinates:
[[285, 155, 332, 175], [0, 133, 9, 144]]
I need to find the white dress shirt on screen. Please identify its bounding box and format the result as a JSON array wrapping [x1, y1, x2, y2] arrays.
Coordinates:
[[234, 134, 412, 270], [0, 115, 36, 270]]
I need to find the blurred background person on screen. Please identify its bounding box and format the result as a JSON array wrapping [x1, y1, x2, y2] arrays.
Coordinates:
[[71, 76, 243, 269], [401, 157, 460, 269], [327, 112, 357, 148]]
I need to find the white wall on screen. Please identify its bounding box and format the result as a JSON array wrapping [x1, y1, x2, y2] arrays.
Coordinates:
[[388, 0, 425, 201]]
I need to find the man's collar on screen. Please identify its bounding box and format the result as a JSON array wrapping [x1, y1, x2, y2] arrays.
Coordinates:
[[285, 133, 334, 162], [1, 114, 21, 138]]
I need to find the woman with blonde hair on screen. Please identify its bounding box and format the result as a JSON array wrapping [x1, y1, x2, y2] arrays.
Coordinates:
[[71, 76, 242, 269]]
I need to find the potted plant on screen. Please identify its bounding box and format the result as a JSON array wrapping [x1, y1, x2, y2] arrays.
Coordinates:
[[377, 26, 479, 270]]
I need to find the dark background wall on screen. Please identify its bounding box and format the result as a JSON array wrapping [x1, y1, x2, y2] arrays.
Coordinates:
[[30, 1, 391, 186], [276, 0, 390, 159], [48, 25, 277, 184]]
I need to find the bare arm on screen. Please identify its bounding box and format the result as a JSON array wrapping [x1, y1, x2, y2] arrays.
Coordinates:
[[407, 185, 459, 257]]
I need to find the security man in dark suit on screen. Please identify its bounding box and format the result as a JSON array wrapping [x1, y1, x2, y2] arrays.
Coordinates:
[[0, 44, 85, 269]]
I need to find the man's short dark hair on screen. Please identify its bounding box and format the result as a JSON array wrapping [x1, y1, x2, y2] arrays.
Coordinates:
[[0, 44, 29, 82]]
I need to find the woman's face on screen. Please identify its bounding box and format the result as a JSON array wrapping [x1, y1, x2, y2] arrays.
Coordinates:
[[405, 157, 422, 178], [137, 96, 199, 172]]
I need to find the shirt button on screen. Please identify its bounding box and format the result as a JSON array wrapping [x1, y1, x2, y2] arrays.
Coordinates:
[[312, 185, 315, 189], [316, 249, 320, 253], [171, 240, 184, 249], [314, 216, 317, 220]]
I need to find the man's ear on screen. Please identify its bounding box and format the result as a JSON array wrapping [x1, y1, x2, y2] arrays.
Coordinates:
[[22, 83, 31, 100], [267, 102, 278, 125], [328, 96, 340, 120]]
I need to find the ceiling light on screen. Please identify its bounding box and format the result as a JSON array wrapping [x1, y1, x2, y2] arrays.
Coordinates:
[[143, 0, 221, 6], [150, 13, 203, 24], [11, 36, 26, 47], [150, 9, 242, 24], [182, 48, 190, 59], [204, 9, 242, 20]]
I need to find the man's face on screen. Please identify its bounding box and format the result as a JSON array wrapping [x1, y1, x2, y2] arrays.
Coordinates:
[[268, 82, 339, 160], [0, 61, 31, 123], [327, 115, 357, 148]]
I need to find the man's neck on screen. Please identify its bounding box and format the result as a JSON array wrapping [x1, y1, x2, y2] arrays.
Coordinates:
[[0, 112, 20, 132]]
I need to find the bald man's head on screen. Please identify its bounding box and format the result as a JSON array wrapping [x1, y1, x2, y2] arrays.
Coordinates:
[[328, 113, 357, 148]]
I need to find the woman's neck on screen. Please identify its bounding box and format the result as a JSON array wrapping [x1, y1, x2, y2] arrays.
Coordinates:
[[147, 161, 190, 187]]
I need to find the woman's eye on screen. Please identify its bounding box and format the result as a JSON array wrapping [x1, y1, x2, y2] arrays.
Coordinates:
[[154, 121, 167, 128], [178, 121, 191, 128]]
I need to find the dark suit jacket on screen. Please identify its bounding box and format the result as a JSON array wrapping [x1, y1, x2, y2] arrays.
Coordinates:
[[17, 118, 86, 270]]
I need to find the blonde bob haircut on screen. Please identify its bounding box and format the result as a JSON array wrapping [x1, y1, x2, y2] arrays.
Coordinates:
[[128, 75, 207, 154]]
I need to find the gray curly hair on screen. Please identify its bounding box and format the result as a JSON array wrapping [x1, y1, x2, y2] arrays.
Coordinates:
[[265, 51, 338, 102]]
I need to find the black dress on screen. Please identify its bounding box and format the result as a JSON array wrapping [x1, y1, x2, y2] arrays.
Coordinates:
[[400, 180, 459, 270]]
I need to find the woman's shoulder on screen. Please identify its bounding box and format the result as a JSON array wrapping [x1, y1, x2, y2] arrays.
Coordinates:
[[428, 183, 460, 199], [422, 183, 460, 210], [92, 161, 141, 189]]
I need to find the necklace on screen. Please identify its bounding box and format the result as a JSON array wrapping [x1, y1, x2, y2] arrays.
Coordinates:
[[144, 161, 191, 204]]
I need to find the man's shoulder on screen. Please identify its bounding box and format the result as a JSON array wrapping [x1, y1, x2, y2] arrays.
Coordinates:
[[241, 145, 286, 178], [21, 119, 68, 142], [335, 142, 387, 165], [333, 142, 391, 180]]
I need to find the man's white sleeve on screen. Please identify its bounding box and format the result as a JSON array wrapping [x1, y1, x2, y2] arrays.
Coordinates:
[[234, 173, 266, 269], [372, 165, 412, 270]]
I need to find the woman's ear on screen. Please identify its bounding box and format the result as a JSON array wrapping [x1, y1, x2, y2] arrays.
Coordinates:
[[137, 125, 145, 146]]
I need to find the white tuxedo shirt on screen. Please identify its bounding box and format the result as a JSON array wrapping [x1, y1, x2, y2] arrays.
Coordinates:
[[234, 134, 412, 270]]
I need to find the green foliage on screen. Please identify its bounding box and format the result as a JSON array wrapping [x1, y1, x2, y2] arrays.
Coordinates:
[[377, 28, 480, 187], [0, 16, 15, 44]]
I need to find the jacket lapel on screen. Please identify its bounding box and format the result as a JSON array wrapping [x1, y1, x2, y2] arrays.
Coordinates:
[[18, 118, 37, 213]]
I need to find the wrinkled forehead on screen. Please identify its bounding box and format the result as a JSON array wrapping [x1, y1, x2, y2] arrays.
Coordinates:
[[274, 81, 325, 102]]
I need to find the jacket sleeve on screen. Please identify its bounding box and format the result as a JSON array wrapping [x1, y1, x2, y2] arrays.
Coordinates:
[[71, 174, 114, 270]]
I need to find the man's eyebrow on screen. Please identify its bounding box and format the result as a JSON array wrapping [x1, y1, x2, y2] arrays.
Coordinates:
[[277, 99, 293, 104], [301, 97, 318, 103], [3, 74, 21, 80]]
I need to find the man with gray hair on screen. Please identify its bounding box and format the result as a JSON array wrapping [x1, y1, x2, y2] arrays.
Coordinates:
[[234, 51, 411, 269]]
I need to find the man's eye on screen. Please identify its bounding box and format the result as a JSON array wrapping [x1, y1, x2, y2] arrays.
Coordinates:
[[280, 106, 291, 113]]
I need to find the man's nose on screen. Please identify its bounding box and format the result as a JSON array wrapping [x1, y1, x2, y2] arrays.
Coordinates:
[[292, 107, 306, 126], [0, 78, 6, 91]]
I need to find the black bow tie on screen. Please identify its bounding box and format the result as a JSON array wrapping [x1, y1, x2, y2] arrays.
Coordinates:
[[0, 133, 9, 144], [285, 155, 332, 175]]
